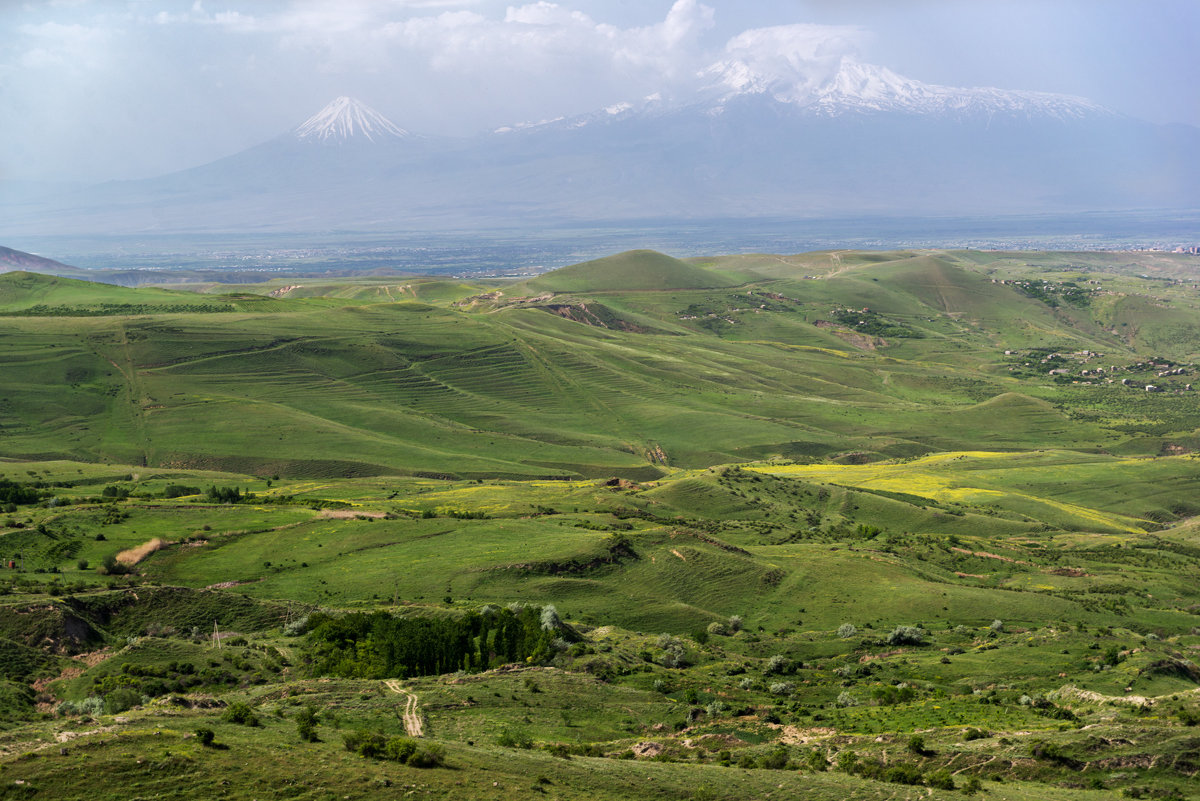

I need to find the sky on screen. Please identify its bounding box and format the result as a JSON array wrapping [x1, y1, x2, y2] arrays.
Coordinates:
[[2, 0, 1197, 182]]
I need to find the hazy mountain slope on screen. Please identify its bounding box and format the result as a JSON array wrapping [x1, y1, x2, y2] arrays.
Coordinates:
[[3, 60, 1198, 235], [0, 247, 88, 279]]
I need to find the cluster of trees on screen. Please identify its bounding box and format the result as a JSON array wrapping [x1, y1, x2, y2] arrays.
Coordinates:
[[205, 486, 254, 504], [304, 604, 576, 679], [5, 302, 235, 317], [830, 308, 923, 338], [0, 479, 40, 506]]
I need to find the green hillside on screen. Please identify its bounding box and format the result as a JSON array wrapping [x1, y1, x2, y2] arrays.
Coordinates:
[[527, 249, 743, 292], [0, 270, 301, 315], [3, 249, 1200, 801]]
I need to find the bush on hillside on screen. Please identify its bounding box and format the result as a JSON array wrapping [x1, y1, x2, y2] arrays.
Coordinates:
[[221, 701, 260, 727], [886, 626, 926, 646]]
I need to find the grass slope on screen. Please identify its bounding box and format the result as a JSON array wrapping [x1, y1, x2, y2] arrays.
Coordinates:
[[2, 249, 1200, 800], [527, 250, 743, 292]]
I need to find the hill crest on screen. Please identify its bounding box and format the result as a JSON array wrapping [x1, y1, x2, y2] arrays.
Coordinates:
[[528, 250, 740, 293]]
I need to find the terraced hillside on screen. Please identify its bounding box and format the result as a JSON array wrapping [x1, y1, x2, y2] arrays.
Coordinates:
[[4, 250, 1200, 479]]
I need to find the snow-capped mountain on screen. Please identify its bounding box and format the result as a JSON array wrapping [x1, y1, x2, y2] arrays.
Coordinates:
[[505, 56, 1112, 134], [1, 77, 1196, 235], [706, 56, 1110, 121], [295, 97, 409, 143]]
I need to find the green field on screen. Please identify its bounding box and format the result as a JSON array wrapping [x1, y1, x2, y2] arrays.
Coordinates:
[[3, 249, 1200, 800]]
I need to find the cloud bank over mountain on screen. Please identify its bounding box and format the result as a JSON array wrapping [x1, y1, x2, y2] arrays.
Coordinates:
[[1, 1, 1197, 182]]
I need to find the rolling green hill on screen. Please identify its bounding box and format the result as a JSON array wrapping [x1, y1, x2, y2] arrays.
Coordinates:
[[5, 251, 1200, 480], [3, 248, 1200, 801], [526, 249, 744, 292]]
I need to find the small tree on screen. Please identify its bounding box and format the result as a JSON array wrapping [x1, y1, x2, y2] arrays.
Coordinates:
[[296, 704, 320, 742], [837, 623, 857, 638], [540, 604, 562, 632]]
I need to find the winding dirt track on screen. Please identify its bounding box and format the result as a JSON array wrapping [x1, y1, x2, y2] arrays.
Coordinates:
[[384, 679, 424, 737]]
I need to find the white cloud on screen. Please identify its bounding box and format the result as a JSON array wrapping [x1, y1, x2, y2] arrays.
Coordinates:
[[14, 20, 111, 70], [708, 23, 869, 101]]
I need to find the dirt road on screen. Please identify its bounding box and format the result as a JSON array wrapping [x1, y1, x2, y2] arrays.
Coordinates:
[[384, 679, 424, 737]]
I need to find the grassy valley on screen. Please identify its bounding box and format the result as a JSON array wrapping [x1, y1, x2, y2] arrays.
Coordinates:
[[2, 249, 1200, 800]]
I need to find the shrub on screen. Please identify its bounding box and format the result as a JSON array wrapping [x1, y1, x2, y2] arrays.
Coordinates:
[[805, 748, 827, 772], [759, 743, 790, 770], [907, 734, 929, 756], [768, 682, 794, 696], [1030, 739, 1080, 768], [728, 615, 743, 632], [836, 691, 858, 708], [497, 728, 533, 749], [342, 730, 387, 758], [57, 696, 104, 718], [408, 742, 445, 768], [926, 769, 955, 790], [104, 688, 143, 714], [872, 683, 916, 705], [297, 717, 319, 742], [221, 701, 260, 727], [98, 554, 130, 576], [195, 728, 215, 747], [385, 736, 417, 763], [883, 763, 925, 785], [990, 619, 1004, 632], [707, 621, 729, 636], [886, 626, 925, 646], [764, 654, 790, 675], [837, 623, 857, 638]]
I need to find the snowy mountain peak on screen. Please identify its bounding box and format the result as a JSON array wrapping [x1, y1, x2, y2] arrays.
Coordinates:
[[708, 56, 1109, 120], [295, 97, 409, 143]]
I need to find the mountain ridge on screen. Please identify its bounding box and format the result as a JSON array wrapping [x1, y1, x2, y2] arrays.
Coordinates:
[[1, 73, 1196, 236]]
